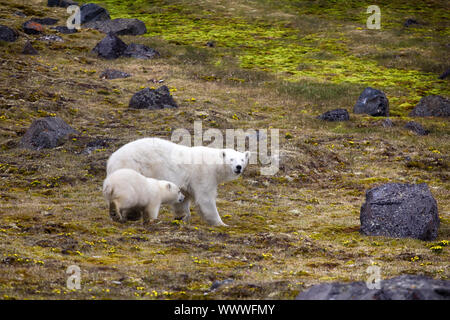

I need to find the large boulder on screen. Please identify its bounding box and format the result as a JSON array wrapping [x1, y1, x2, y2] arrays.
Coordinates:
[[317, 109, 349, 121], [0, 25, 19, 42], [20, 117, 78, 150], [92, 33, 127, 59], [360, 183, 439, 241], [409, 95, 450, 117], [129, 86, 178, 110], [80, 3, 111, 24], [354, 87, 389, 117], [296, 275, 450, 300], [123, 43, 160, 59], [84, 18, 147, 36]]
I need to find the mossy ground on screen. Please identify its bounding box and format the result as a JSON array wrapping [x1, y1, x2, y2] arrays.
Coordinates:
[[0, 0, 448, 300]]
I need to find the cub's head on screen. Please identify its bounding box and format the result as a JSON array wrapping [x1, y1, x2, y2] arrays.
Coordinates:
[[221, 149, 250, 176], [163, 181, 185, 203]]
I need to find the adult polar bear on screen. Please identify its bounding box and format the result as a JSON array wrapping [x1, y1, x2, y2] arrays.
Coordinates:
[[106, 138, 250, 226]]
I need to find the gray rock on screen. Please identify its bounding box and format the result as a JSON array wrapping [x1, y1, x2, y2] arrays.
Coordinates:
[[360, 183, 439, 240], [100, 69, 131, 79], [38, 35, 63, 42], [84, 18, 147, 36], [404, 121, 429, 136], [354, 87, 389, 117], [20, 117, 78, 150], [296, 275, 450, 300], [438, 69, 449, 80], [317, 109, 349, 121], [381, 118, 394, 127], [92, 33, 128, 59], [51, 26, 78, 34], [404, 18, 420, 27], [80, 3, 110, 24], [30, 18, 59, 26], [210, 279, 234, 291], [0, 25, 19, 42], [22, 41, 38, 55], [123, 43, 160, 59], [409, 95, 450, 117], [129, 85, 178, 110], [47, 0, 78, 7]]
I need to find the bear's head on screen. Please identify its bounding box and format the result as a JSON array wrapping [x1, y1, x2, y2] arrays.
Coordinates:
[[163, 181, 185, 204], [221, 149, 250, 177]]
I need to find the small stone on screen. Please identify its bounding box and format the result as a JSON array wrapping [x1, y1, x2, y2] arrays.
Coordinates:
[[129, 85, 178, 110], [123, 43, 160, 59], [22, 20, 44, 35], [51, 26, 78, 34], [409, 95, 450, 117], [92, 33, 128, 59], [100, 69, 131, 80], [404, 121, 429, 136], [30, 18, 59, 26], [317, 109, 349, 121], [22, 41, 38, 55], [80, 3, 111, 24]]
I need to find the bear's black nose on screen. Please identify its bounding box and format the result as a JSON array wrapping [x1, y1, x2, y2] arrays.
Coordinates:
[[236, 165, 242, 171]]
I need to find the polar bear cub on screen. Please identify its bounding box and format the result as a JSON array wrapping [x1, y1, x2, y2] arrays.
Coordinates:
[[102, 168, 184, 225]]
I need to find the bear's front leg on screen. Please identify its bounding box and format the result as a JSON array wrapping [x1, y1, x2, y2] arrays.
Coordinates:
[[196, 196, 227, 226]]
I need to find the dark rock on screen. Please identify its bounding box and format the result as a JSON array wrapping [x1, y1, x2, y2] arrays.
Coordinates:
[[438, 69, 450, 80], [92, 33, 127, 59], [123, 43, 160, 59], [360, 183, 439, 240], [51, 26, 78, 34], [210, 279, 234, 291], [22, 20, 44, 35], [381, 118, 394, 127], [84, 18, 147, 36], [317, 109, 349, 121], [20, 117, 78, 150], [0, 25, 19, 42], [404, 121, 429, 136], [296, 275, 450, 300], [206, 41, 215, 47], [47, 0, 78, 7], [14, 11, 26, 17], [22, 41, 38, 55], [100, 69, 131, 80], [30, 18, 59, 26], [129, 86, 178, 110], [354, 87, 389, 117], [404, 18, 420, 27], [80, 3, 111, 24], [38, 35, 63, 42], [409, 95, 450, 117]]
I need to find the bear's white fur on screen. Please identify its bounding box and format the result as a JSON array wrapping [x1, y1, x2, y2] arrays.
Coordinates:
[[103, 168, 184, 225], [106, 138, 250, 226]]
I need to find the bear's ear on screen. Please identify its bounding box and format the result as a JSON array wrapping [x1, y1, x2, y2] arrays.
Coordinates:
[[245, 151, 251, 159], [166, 183, 171, 190]]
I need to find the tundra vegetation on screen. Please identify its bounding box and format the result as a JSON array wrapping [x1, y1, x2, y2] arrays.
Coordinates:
[[0, 0, 448, 299]]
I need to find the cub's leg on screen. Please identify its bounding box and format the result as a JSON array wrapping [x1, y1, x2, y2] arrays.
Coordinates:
[[143, 202, 160, 226], [109, 200, 126, 222]]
